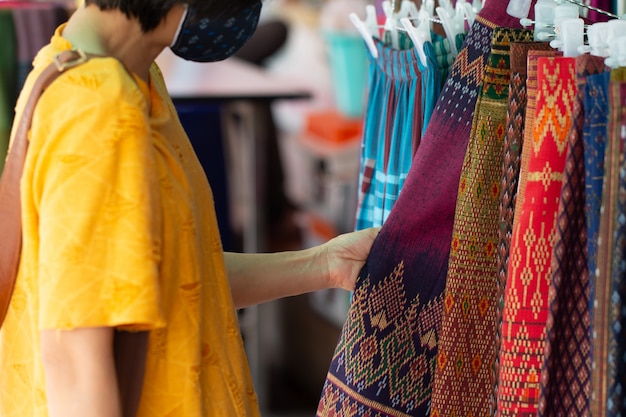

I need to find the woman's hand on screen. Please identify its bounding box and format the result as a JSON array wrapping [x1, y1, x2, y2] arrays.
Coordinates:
[[226, 227, 380, 308], [321, 227, 380, 291]]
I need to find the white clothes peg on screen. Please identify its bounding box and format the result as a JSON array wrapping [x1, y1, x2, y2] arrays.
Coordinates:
[[507, 0, 533, 19], [349, 9, 379, 58], [605, 35, 626, 68], [473, 0, 484, 14], [421, 0, 435, 19], [436, 5, 465, 58], [382, 0, 419, 50], [606, 19, 626, 45], [400, 15, 430, 67], [455, 0, 476, 27], [437, 0, 455, 15], [532, 0, 557, 41], [578, 22, 610, 57], [558, 18, 584, 57], [382, 0, 400, 49], [548, 4, 579, 50]]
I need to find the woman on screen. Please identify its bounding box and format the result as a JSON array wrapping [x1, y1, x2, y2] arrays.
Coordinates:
[[0, 1, 379, 416]]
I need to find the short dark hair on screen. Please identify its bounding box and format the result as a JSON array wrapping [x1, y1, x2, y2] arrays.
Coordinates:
[[84, 0, 260, 32]]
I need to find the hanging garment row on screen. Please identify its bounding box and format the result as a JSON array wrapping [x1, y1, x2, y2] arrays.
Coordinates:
[[352, 0, 624, 229], [0, 1, 72, 173], [353, 0, 469, 228], [316, 0, 626, 416]]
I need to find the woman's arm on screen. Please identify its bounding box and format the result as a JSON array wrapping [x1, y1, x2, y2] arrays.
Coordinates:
[[40, 327, 121, 417], [226, 227, 379, 309]]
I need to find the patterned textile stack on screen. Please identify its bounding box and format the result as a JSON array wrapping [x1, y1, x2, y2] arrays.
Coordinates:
[[317, 0, 626, 415], [316, 1, 524, 415]]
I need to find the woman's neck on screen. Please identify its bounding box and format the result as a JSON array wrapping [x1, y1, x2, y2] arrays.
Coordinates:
[[61, 4, 173, 82]]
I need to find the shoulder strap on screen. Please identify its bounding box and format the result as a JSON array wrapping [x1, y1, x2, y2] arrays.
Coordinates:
[[0, 49, 89, 326], [0, 50, 149, 417]]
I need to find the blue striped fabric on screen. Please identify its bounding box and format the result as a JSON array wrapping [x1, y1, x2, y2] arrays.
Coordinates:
[[355, 38, 441, 229]]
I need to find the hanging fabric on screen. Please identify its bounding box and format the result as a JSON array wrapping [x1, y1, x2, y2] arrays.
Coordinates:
[[537, 53, 607, 417], [588, 0, 614, 22], [606, 67, 626, 417], [316, 1, 527, 416], [355, 37, 442, 230], [593, 67, 623, 417], [585, 68, 611, 417], [429, 27, 533, 417], [494, 41, 553, 407], [497, 56, 577, 417]]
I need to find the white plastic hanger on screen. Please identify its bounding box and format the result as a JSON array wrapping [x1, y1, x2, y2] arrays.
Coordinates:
[[473, 0, 484, 14], [400, 9, 432, 67], [435, 1, 467, 58], [507, 0, 533, 19], [530, 0, 558, 41], [605, 35, 626, 68], [458, 0, 476, 27], [422, 0, 435, 18], [554, 17, 584, 57], [604, 19, 626, 67], [349, 4, 380, 58], [579, 22, 610, 57], [382, 0, 419, 49]]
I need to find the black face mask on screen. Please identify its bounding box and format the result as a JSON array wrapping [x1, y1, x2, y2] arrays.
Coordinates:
[[170, 2, 262, 62]]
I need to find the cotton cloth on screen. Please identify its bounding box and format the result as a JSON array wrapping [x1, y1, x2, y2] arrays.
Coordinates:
[[356, 38, 441, 229]]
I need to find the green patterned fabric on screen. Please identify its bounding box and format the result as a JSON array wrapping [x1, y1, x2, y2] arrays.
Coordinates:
[[429, 28, 533, 417], [0, 10, 16, 174]]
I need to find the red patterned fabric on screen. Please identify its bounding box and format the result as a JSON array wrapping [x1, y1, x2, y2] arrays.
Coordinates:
[[494, 41, 553, 410], [537, 54, 606, 417], [496, 57, 577, 417]]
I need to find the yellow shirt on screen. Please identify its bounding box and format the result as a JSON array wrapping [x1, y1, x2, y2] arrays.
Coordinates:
[[0, 26, 260, 417]]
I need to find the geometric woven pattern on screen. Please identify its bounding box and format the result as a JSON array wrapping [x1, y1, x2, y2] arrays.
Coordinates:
[[317, 1, 525, 415], [496, 57, 576, 417], [429, 28, 533, 417], [510, 49, 562, 235], [495, 42, 553, 409], [537, 54, 606, 417]]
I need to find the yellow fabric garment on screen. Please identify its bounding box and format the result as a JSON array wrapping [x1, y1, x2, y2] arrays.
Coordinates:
[[0, 26, 260, 417]]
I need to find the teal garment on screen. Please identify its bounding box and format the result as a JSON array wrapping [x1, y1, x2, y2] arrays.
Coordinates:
[[355, 37, 442, 230], [0, 10, 16, 174]]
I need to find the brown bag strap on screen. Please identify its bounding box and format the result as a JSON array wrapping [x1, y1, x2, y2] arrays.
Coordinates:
[[0, 49, 148, 417], [0, 49, 90, 326]]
